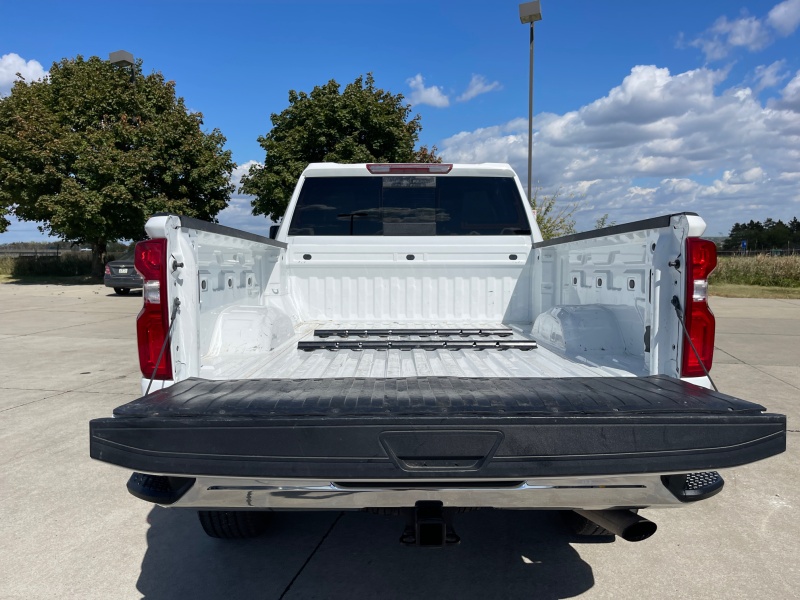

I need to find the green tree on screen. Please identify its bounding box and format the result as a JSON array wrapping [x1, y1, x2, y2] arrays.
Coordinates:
[[530, 188, 579, 240], [0, 206, 10, 233], [722, 218, 799, 252], [0, 55, 234, 275], [594, 214, 616, 229], [241, 73, 439, 221]]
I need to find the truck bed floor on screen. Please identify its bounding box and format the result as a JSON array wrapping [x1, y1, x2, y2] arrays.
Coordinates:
[[200, 323, 646, 380]]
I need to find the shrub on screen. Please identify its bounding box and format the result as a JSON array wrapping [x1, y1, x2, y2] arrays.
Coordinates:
[[0, 256, 14, 275], [0, 253, 95, 277]]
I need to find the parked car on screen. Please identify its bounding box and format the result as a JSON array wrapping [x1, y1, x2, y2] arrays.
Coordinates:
[[103, 251, 142, 295]]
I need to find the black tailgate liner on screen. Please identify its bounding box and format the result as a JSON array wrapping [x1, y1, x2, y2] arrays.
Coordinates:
[[90, 375, 785, 479]]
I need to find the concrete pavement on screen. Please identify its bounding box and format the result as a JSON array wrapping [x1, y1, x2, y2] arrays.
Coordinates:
[[0, 284, 797, 599]]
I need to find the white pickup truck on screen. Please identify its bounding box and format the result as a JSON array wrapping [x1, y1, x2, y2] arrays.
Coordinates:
[[90, 163, 785, 545]]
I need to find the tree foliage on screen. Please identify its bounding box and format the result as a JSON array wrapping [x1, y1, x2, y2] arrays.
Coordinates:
[[240, 74, 440, 221], [0, 55, 234, 274], [530, 188, 579, 240], [594, 214, 616, 229], [723, 217, 800, 251]]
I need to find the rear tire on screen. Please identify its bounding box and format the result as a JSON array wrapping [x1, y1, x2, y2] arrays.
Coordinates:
[[114, 287, 131, 295], [198, 510, 270, 539]]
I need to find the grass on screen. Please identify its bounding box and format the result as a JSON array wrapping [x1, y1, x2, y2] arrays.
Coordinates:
[[712, 255, 800, 288]]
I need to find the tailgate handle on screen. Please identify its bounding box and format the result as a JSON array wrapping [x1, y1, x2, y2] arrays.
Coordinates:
[[379, 430, 504, 472]]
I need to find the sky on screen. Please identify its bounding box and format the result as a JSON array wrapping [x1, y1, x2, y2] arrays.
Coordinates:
[[1, 0, 799, 242]]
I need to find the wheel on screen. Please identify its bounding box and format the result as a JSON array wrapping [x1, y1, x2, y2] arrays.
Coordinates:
[[198, 510, 270, 539], [114, 287, 131, 295]]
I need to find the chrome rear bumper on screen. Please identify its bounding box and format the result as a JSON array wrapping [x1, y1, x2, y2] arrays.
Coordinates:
[[163, 473, 698, 511]]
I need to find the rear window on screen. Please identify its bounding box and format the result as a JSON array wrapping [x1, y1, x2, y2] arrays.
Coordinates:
[[288, 176, 531, 236]]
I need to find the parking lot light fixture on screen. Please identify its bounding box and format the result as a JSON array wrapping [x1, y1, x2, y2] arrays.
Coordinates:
[[109, 50, 135, 67]]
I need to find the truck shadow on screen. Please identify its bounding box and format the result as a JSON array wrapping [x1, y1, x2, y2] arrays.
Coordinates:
[[137, 507, 599, 599]]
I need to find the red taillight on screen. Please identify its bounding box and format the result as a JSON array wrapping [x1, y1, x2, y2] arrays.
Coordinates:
[[680, 238, 717, 378], [104, 264, 111, 275], [135, 239, 165, 280], [366, 163, 453, 174], [134, 239, 172, 379]]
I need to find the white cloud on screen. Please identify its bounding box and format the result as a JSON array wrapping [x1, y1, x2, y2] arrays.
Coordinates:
[[0, 53, 47, 95], [456, 74, 501, 102], [439, 65, 800, 235], [214, 161, 275, 234], [753, 60, 790, 91], [406, 73, 449, 108], [685, 1, 800, 61], [689, 14, 770, 61], [767, 0, 800, 36], [578, 66, 727, 127], [769, 70, 800, 111]]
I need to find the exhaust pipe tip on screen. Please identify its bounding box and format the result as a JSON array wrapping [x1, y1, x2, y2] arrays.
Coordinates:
[[619, 519, 657, 542], [574, 509, 657, 542]]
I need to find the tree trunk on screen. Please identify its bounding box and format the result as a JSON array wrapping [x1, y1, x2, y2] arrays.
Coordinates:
[[91, 240, 107, 279]]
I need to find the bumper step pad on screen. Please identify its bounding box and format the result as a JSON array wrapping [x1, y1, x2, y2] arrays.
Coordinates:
[[126, 473, 195, 505], [663, 471, 724, 502]]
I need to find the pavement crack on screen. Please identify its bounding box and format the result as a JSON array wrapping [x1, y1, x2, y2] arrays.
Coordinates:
[[0, 390, 71, 413], [279, 512, 343, 599], [750, 365, 800, 392], [0, 313, 127, 338], [713, 352, 799, 391], [775, 299, 800, 307]]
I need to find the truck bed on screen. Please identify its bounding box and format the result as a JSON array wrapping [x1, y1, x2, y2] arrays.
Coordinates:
[[90, 375, 785, 480], [199, 323, 647, 380]]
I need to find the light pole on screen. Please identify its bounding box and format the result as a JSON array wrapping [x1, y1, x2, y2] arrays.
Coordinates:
[[519, 1, 542, 203]]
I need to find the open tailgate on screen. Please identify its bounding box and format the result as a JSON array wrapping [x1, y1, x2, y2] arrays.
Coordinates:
[[90, 375, 785, 479]]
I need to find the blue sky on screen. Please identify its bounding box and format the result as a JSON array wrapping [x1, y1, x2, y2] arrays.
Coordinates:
[[1, 0, 799, 242]]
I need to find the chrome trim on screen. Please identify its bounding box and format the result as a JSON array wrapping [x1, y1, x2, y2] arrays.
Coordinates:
[[167, 474, 689, 510]]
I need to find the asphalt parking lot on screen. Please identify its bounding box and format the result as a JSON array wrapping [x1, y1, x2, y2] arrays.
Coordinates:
[[0, 282, 797, 600]]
